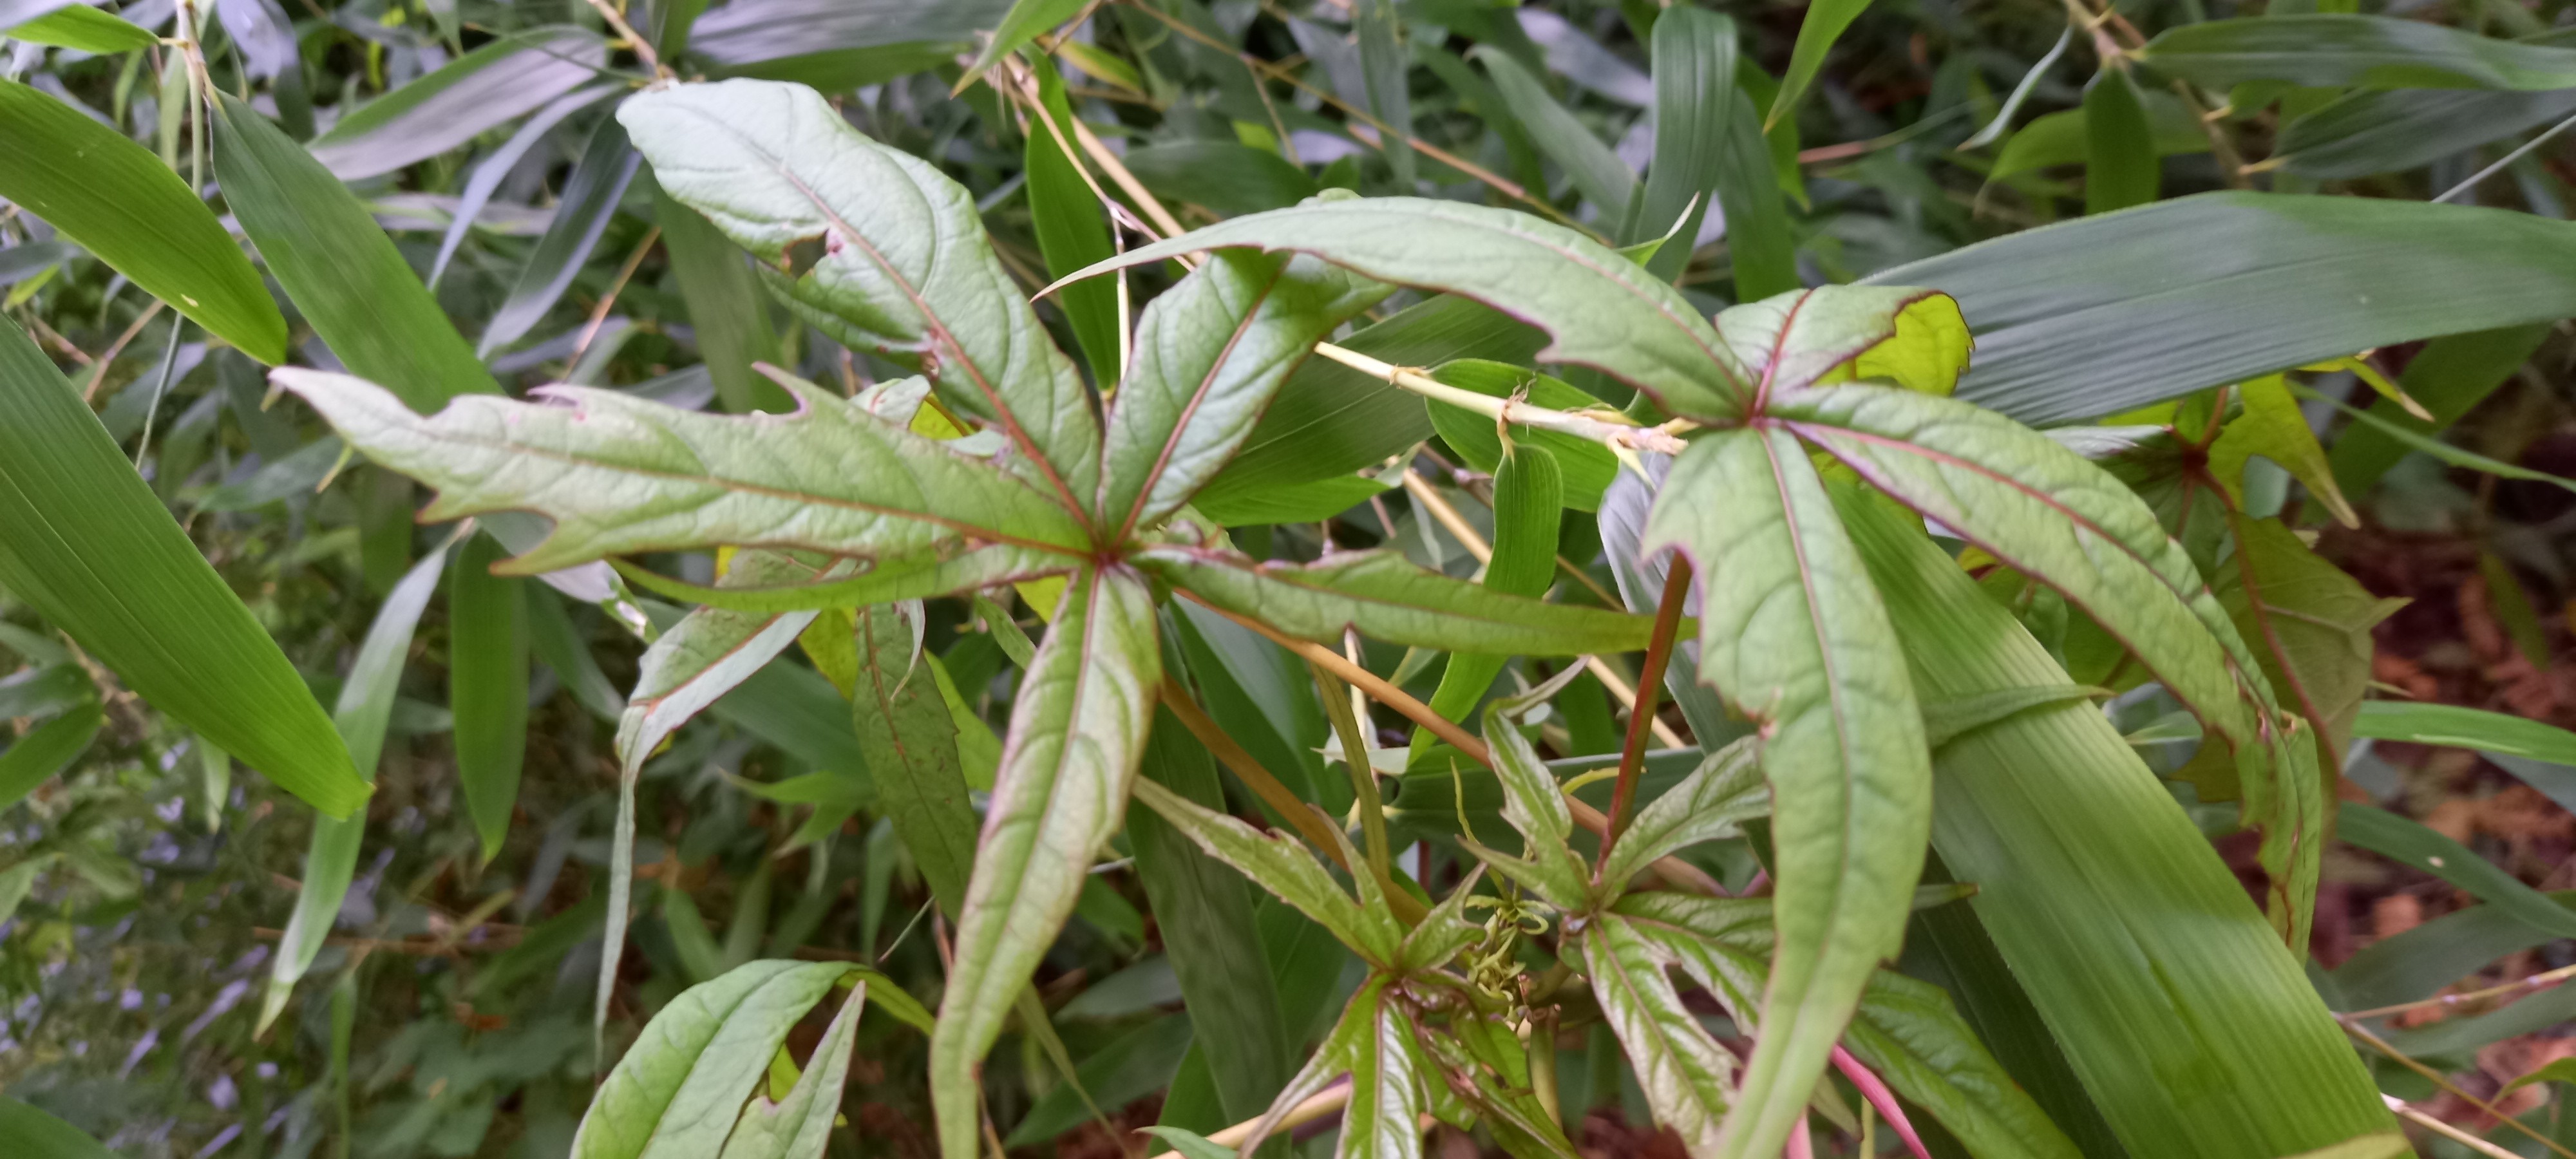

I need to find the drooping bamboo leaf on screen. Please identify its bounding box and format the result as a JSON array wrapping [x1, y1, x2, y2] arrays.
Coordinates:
[[480, 117, 642, 355], [1770, 0, 1873, 130], [0, 80, 285, 362], [620, 79, 1101, 506], [2081, 67, 2158, 215], [0, 318, 363, 816], [2140, 15, 2576, 91], [450, 532, 531, 865], [1100, 249, 1390, 535], [2298, 382, 2576, 495], [1576, 914, 1739, 1154], [0, 1097, 118, 1159], [1988, 91, 2208, 182], [2275, 89, 2576, 178], [1022, 63, 1122, 386], [1354, 0, 1413, 189], [212, 92, 498, 409], [0, 703, 102, 810], [259, 538, 454, 1033], [5, 5, 153, 52], [1842, 971, 2085, 1159], [1126, 708, 1295, 1131], [1837, 485, 2393, 1157], [569, 960, 863, 1159], [1066, 197, 1750, 419], [2329, 890, 2576, 1012], [852, 601, 978, 915], [274, 371, 1090, 574], [307, 28, 608, 179], [1714, 84, 1800, 301], [1138, 547, 1654, 655], [2353, 699, 2576, 764], [2336, 802, 2576, 940], [2327, 325, 2548, 497], [1598, 737, 1763, 889], [1632, 8, 1736, 280], [929, 567, 1160, 1159], [1639, 426, 1929, 1159], [1419, 442, 1562, 748], [963, 0, 1089, 82], [429, 84, 622, 286], [656, 184, 793, 414], [1862, 193, 2576, 426], [1422, 363, 1617, 512], [1122, 141, 1321, 217], [1472, 46, 1636, 217]]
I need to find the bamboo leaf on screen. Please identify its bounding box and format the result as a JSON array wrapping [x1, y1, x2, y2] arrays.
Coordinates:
[[2141, 15, 2576, 91], [213, 91, 498, 409], [0, 1097, 118, 1159], [0, 80, 285, 362], [963, 0, 1088, 82], [1138, 547, 1654, 655], [2327, 326, 2547, 497], [618, 547, 1068, 614], [0, 704, 102, 811], [1837, 485, 2393, 1156], [1023, 61, 1122, 386], [2353, 699, 2576, 764], [1065, 197, 1750, 420], [1771, 0, 1873, 130], [481, 118, 642, 355], [2336, 802, 2576, 940], [272, 370, 1090, 574], [2275, 89, 2576, 178], [0, 319, 363, 815], [2298, 382, 2576, 494], [853, 601, 978, 916], [2081, 67, 2159, 215], [5, 6, 153, 54], [569, 960, 862, 1159], [620, 79, 1101, 505], [1420, 441, 1564, 748], [929, 567, 1160, 1159], [1633, 7, 1736, 279], [1640, 426, 1929, 1159], [307, 30, 607, 178], [1101, 249, 1390, 535], [1129, 777, 1403, 965], [451, 533, 531, 864], [259, 538, 454, 1033], [1473, 46, 1637, 216]]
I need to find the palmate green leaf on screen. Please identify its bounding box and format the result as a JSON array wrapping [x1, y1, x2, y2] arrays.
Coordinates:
[[618, 546, 1070, 614], [260, 538, 454, 1034], [929, 567, 1160, 1159], [1472, 46, 1637, 218], [272, 371, 1088, 574], [852, 601, 978, 916], [0, 80, 285, 362], [1064, 197, 1750, 420], [0, 1096, 118, 1159], [213, 92, 498, 409], [2275, 89, 2576, 178], [1843, 971, 2084, 1159], [2141, 15, 2576, 91], [620, 80, 1100, 507], [1575, 914, 1739, 1156], [1863, 193, 2576, 426], [450, 533, 531, 865], [0, 319, 363, 815], [1714, 287, 1969, 402], [1837, 485, 2392, 1157], [307, 28, 607, 179], [1598, 736, 1763, 889], [1138, 547, 1653, 655], [1771, 383, 2326, 943], [570, 960, 862, 1159], [1099, 249, 1391, 536], [1130, 777, 1404, 965], [1640, 426, 1928, 1159]]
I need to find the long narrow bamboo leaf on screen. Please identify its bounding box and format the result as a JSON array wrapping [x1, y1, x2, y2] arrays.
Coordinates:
[[450, 532, 531, 864]]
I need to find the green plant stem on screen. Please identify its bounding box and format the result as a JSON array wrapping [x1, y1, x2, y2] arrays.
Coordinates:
[[1598, 559, 1690, 868], [1309, 659, 1397, 894]]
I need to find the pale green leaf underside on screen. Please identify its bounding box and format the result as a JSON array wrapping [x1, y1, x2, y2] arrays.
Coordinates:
[[929, 568, 1160, 1159], [1101, 249, 1392, 536], [1063, 196, 1751, 420], [620, 79, 1101, 507], [1640, 426, 1930, 1159], [1579, 916, 1740, 1156], [274, 370, 1089, 576], [1139, 547, 1656, 655]]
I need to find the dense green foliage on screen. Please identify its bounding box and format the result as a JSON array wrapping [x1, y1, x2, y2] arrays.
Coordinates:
[[16, 0, 2576, 1156]]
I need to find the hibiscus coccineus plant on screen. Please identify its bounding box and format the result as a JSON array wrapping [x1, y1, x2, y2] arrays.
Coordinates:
[[274, 79, 2398, 1159]]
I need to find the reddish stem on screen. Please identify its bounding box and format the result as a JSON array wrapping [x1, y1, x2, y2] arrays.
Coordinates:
[[1834, 1045, 1932, 1159], [1598, 560, 1692, 872]]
